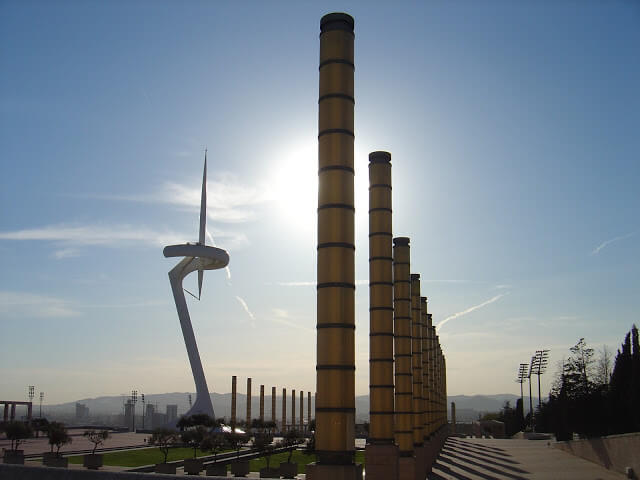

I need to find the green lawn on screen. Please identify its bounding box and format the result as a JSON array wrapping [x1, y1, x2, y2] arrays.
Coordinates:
[[248, 450, 365, 473], [67, 447, 228, 467]]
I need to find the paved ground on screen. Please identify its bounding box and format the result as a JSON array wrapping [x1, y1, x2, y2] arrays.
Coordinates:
[[430, 437, 625, 480], [1, 430, 151, 455]]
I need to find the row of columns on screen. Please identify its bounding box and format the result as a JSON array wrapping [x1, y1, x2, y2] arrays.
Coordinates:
[[310, 12, 447, 480], [229, 376, 312, 432], [365, 151, 449, 480]]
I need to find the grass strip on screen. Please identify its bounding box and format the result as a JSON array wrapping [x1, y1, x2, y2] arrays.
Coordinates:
[[67, 447, 229, 467]]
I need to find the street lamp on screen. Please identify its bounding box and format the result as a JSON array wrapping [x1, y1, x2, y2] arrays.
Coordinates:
[[131, 390, 138, 432]]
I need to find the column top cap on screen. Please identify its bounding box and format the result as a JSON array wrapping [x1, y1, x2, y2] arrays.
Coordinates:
[[369, 151, 391, 163], [411, 273, 420, 280], [393, 236, 410, 246], [321, 13, 355, 33]]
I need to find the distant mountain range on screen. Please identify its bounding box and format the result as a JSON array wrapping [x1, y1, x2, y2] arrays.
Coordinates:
[[47, 392, 540, 423]]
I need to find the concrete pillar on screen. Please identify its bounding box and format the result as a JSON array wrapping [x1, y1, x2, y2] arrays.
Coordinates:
[[451, 402, 456, 434], [247, 378, 252, 428], [411, 274, 425, 480], [272, 387, 276, 424], [231, 376, 237, 431], [308, 11, 361, 480], [282, 388, 287, 432], [308, 392, 312, 427], [292, 389, 296, 431], [10, 403, 16, 420], [3, 403, 8, 422], [27, 403, 32, 421], [393, 237, 415, 480], [300, 390, 304, 431], [260, 385, 265, 424], [421, 298, 430, 444], [365, 151, 397, 480]]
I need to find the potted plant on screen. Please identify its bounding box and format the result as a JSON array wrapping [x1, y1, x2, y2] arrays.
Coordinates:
[[202, 432, 227, 476], [149, 427, 179, 474], [254, 434, 278, 478], [177, 414, 216, 475], [227, 431, 250, 477], [83, 429, 109, 469], [43, 422, 72, 467], [279, 429, 300, 479], [2, 421, 32, 464]]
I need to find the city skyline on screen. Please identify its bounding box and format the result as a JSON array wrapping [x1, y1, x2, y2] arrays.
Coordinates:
[[1, 1, 639, 404]]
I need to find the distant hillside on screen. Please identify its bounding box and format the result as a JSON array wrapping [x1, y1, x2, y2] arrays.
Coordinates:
[[48, 392, 540, 422]]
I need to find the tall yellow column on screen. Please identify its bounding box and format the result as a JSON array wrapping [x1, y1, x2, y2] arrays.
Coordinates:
[[393, 237, 415, 480], [247, 378, 252, 428], [272, 387, 276, 424], [420, 299, 430, 442], [309, 11, 361, 480], [231, 375, 237, 431], [282, 388, 287, 432], [365, 151, 397, 480], [300, 390, 304, 431], [260, 385, 265, 424], [411, 274, 425, 480], [292, 389, 296, 431]]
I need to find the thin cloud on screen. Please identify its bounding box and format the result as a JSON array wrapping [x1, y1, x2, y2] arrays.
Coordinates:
[[436, 293, 508, 331], [77, 173, 271, 224], [271, 279, 369, 287], [270, 308, 314, 333], [0, 291, 80, 319], [590, 232, 635, 255], [0, 224, 249, 252]]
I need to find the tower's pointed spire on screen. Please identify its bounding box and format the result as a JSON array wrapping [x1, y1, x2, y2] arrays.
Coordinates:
[[198, 149, 207, 299]]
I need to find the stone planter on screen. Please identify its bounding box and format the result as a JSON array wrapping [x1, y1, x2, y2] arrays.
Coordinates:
[[206, 463, 227, 476], [154, 462, 177, 474], [3, 450, 25, 465], [83, 453, 103, 470], [231, 459, 250, 477], [259, 466, 280, 478], [43, 453, 68, 468], [279, 461, 298, 478], [184, 457, 203, 475]]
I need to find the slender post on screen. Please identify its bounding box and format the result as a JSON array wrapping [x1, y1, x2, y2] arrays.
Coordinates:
[[260, 385, 265, 425], [272, 387, 276, 424], [421, 299, 430, 441], [231, 376, 237, 431], [315, 11, 356, 469], [247, 378, 252, 429], [300, 390, 304, 431], [292, 389, 296, 431], [282, 388, 287, 432], [308, 392, 312, 427]]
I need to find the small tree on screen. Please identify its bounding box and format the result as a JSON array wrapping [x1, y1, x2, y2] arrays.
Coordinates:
[[201, 432, 226, 463], [84, 429, 110, 455], [226, 431, 247, 460], [4, 421, 33, 451], [32, 418, 49, 439], [284, 429, 300, 463], [181, 425, 208, 459], [252, 434, 275, 469], [47, 422, 72, 455], [149, 427, 179, 464]]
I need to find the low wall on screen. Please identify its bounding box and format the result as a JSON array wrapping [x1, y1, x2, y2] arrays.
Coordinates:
[[0, 463, 229, 479], [554, 432, 640, 477]]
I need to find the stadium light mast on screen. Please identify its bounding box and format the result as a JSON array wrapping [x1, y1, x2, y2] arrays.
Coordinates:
[[528, 356, 536, 431], [532, 349, 549, 409], [516, 363, 528, 409], [131, 390, 138, 432], [39, 392, 44, 418]]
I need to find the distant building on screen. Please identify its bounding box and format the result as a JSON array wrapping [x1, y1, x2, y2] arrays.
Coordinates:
[[152, 412, 167, 428], [75, 403, 89, 420], [166, 404, 178, 424]]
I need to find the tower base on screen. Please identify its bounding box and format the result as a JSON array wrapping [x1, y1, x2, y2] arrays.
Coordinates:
[[306, 463, 363, 480], [365, 443, 398, 480]]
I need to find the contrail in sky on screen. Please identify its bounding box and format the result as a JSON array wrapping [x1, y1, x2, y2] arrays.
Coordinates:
[[235, 295, 255, 323], [436, 293, 508, 331], [590, 232, 635, 256]]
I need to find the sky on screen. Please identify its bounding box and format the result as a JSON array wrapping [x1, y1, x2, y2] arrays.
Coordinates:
[[1, 0, 639, 406]]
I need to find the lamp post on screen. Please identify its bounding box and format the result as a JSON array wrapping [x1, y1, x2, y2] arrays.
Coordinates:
[[39, 392, 44, 418], [532, 350, 549, 409], [141, 393, 145, 430], [131, 390, 138, 432]]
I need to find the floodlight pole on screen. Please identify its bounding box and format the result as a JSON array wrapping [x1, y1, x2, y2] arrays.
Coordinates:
[[141, 393, 145, 430], [131, 390, 138, 432], [39, 392, 44, 418]]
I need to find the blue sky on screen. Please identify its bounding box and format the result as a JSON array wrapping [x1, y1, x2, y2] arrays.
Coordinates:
[[1, 1, 638, 404]]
